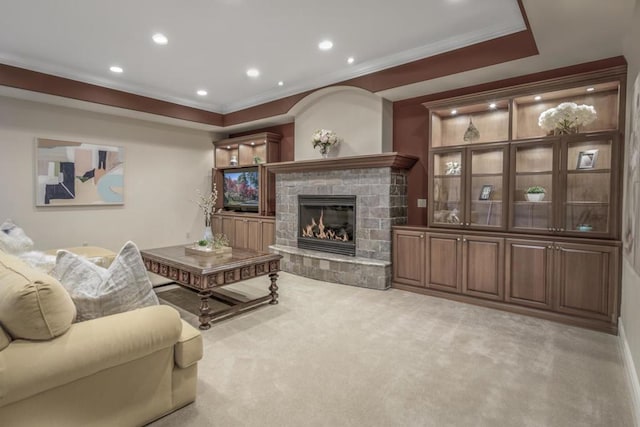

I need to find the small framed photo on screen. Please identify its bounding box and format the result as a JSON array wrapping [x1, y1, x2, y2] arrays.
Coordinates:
[[576, 149, 598, 169], [479, 184, 493, 200]]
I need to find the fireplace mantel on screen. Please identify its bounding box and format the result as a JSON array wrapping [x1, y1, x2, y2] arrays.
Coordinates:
[[265, 152, 418, 174]]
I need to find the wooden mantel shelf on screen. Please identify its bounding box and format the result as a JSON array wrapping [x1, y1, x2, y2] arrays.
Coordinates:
[[264, 152, 418, 174]]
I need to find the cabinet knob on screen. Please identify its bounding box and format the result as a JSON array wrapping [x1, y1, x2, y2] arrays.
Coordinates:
[[420, 234, 424, 239], [463, 238, 467, 242], [547, 245, 552, 249], [466, 222, 470, 226], [457, 238, 461, 241], [559, 228, 565, 232]]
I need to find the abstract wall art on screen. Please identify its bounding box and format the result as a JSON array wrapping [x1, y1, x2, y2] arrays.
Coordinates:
[[35, 138, 124, 206]]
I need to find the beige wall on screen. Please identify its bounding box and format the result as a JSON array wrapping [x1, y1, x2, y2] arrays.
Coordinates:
[[621, 0, 640, 398], [0, 96, 214, 252], [291, 87, 392, 160]]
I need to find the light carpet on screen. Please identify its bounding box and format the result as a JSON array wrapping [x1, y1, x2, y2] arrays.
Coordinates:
[[152, 272, 634, 427]]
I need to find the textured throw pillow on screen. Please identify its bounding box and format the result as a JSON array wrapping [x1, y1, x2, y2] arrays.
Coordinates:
[[52, 241, 159, 322], [0, 219, 34, 254], [17, 251, 57, 273]]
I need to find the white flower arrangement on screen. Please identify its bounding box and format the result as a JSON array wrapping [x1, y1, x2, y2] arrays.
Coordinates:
[[195, 184, 218, 226], [538, 102, 597, 134], [311, 129, 340, 155]]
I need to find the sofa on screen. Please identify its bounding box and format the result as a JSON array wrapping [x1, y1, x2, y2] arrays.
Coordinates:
[[0, 249, 203, 427]]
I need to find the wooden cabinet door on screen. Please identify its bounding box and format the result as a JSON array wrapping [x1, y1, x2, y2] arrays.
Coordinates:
[[392, 230, 425, 287], [461, 235, 504, 300], [211, 216, 222, 235], [554, 242, 618, 322], [233, 218, 247, 249], [245, 219, 262, 252], [222, 217, 236, 247], [260, 219, 275, 252], [505, 239, 553, 310], [425, 233, 461, 293]]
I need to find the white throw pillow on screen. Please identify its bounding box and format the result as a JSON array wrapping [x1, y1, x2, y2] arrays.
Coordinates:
[[17, 251, 57, 273], [52, 241, 159, 322], [0, 219, 34, 254]]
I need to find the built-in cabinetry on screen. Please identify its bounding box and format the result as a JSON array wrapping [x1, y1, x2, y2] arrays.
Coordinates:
[[211, 132, 280, 252], [393, 66, 626, 333], [211, 213, 275, 253]]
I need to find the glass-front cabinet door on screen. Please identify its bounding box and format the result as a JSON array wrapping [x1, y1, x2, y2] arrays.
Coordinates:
[[431, 151, 464, 226], [510, 140, 557, 233], [560, 135, 614, 237], [468, 145, 507, 229]]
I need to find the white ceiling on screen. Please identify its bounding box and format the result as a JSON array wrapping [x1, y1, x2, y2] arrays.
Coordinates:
[[0, 0, 526, 114]]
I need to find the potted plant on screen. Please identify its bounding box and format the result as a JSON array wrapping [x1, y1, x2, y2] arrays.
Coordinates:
[[525, 186, 546, 202]]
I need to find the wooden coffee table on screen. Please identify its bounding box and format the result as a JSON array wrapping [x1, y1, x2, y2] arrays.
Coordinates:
[[140, 245, 282, 329]]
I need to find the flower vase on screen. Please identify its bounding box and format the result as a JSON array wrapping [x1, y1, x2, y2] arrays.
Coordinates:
[[320, 146, 330, 158], [203, 218, 213, 243]]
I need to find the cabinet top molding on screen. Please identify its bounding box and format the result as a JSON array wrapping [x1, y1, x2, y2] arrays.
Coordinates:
[[265, 152, 418, 174], [213, 132, 281, 146], [421, 65, 627, 110]]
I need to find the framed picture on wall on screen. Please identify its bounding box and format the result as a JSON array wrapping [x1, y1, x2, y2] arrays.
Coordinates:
[[576, 149, 598, 170], [35, 138, 125, 206], [479, 184, 493, 200]]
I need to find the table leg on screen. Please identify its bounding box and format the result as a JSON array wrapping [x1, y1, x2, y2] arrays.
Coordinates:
[[199, 290, 212, 330], [269, 272, 279, 305]]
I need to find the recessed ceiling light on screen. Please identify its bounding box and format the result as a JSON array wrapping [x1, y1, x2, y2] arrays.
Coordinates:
[[278, 81, 284, 86], [534, 95, 542, 101], [586, 87, 595, 92], [152, 33, 168, 45], [347, 57, 355, 64], [109, 66, 123, 73], [489, 103, 497, 109], [451, 109, 457, 115], [246, 68, 260, 78], [318, 40, 333, 50], [196, 89, 207, 96], [226, 146, 231, 149], [251, 142, 255, 146]]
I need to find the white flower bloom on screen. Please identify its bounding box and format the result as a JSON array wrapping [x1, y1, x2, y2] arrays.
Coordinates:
[[538, 102, 597, 132], [311, 129, 341, 150]]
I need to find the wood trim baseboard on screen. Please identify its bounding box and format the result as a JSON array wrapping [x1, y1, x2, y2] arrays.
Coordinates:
[[619, 319, 640, 426], [392, 282, 617, 334]]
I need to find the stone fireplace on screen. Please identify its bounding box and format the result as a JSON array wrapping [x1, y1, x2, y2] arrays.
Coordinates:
[[266, 153, 417, 290], [298, 195, 356, 256]]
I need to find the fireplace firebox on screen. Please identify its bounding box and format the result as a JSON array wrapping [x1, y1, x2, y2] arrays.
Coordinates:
[[298, 195, 356, 256]]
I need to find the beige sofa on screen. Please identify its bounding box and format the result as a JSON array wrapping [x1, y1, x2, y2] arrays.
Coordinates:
[[0, 250, 203, 427]]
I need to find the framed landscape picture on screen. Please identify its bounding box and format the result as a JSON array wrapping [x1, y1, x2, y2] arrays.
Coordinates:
[[35, 138, 124, 206]]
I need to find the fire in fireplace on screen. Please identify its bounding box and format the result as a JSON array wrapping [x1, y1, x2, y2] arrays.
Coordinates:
[[298, 195, 356, 256]]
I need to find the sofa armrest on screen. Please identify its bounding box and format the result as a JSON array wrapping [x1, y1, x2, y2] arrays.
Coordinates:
[[175, 320, 203, 368], [0, 305, 182, 407]]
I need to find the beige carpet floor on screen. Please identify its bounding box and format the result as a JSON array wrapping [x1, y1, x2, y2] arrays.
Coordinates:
[[152, 272, 634, 427]]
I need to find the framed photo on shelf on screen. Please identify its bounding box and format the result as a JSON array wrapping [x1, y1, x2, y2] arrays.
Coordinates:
[[576, 149, 598, 169], [479, 184, 493, 200]]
